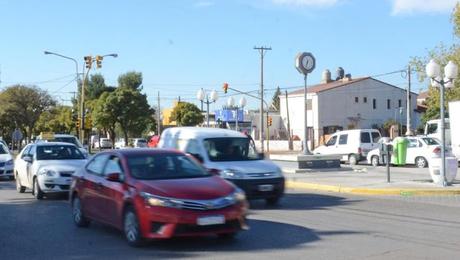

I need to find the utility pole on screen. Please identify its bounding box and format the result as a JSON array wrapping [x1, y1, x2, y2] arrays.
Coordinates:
[[254, 46, 271, 153], [157, 91, 161, 135], [285, 90, 293, 150], [405, 65, 413, 136]]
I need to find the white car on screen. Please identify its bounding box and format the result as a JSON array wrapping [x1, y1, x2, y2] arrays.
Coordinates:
[[367, 136, 441, 168], [36, 134, 89, 158], [0, 143, 14, 180], [94, 138, 113, 149], [14, 142, 88, 199], [114, 139, 128, 149], [132, 138, 148, 148]]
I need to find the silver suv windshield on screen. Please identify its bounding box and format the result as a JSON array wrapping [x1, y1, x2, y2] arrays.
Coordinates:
[[203, 137, 260, 162]]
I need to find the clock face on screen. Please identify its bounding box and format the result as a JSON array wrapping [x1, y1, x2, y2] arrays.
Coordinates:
[[302, 55, 315, 71]]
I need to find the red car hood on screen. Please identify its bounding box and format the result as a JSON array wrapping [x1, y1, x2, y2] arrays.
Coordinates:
[[137, 176, 235, 200]]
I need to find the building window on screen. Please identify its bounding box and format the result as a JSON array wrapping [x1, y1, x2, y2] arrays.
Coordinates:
[[398, 99, 402, 108], [373, 99, 376, 109], [387, 99, 391, 109], [355, 97, 359, 103], [363, 97, 367, 103]]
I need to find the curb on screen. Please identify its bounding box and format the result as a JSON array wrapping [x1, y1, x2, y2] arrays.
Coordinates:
[[286, 180, 460, 196]]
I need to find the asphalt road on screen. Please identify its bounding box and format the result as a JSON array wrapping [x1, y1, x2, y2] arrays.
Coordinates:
[[1, 179, 460, 260]]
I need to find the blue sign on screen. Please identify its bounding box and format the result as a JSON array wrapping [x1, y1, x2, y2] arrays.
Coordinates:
[[215, 109, 244, 122]]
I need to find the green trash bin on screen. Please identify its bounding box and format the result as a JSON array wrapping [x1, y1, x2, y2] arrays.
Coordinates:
[[391, 137, 408, 165]]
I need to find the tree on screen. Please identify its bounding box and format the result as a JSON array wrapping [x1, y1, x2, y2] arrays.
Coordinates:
[[35, 106, 74, 134], [118, 71, 143, 90], [92, 92, 118, 145], [270, 86, 281, 111], [411, 4, 460, 126], [105, 87, 155, 145], [170, 102, 203, 126], [86, 74, 107, 100], [0, 85, 55, 141]]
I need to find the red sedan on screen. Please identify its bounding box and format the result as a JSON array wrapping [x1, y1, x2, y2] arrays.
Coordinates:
[[70, 149, 248, 247]]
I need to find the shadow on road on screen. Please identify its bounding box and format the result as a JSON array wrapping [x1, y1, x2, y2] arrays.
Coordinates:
[[0, 191, 363, 259], [249, 193, 362, 211]]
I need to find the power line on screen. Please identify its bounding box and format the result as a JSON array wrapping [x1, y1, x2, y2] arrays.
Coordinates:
[[2, 73, 76, 85]]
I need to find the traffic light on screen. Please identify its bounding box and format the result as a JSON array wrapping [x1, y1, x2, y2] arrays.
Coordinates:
[[95, 55, 103, 69], [76, 118, 81, 129], [84, 56, 92, 69], [85, 117, 92, 129], [268, 116, 273, 126], [223, 82, 229, 94]]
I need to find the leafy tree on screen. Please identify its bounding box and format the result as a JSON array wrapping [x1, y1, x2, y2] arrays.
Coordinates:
[[411, 4, 460, 126], [270, 86, 281, 111], [0, 85, 55, 141], [86, 74, 107, 100], [92, 92, 118, 145], [118, 71, 143, 90], [170, 102, 203, 126], [104, 87, 155, 145], [35, 106, 74, 134]]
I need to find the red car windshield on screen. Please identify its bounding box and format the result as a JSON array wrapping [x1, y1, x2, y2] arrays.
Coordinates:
[[126, 153, 210, 180]]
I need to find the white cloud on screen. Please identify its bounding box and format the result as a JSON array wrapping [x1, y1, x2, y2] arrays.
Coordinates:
[[272, 0, 340, 8], [391, 0, 457, 15]]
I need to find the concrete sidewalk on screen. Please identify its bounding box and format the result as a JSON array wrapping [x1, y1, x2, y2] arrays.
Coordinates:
[[274, 160, 460, 196]]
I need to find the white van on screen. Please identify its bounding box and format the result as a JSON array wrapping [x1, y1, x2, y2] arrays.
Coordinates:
[[158, 127, 285, 204], [313, 129, 381, 165], [424, 118, 451, 146]]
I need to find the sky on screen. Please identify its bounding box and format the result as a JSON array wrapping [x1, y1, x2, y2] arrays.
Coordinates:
[[0, 0, 458, 111]]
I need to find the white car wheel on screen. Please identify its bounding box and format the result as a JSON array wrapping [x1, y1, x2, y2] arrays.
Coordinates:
[[415, 157, 428, 168]]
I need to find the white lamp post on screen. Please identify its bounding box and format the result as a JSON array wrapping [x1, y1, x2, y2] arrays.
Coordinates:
[[197, 88, 218, 127], [226, 96, 247, 131], [425, 59, 458, 186]]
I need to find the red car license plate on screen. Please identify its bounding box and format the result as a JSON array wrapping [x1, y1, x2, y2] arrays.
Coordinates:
[[197, 215, 225, 226]]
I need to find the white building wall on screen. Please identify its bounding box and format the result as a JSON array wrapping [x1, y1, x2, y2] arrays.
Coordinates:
[[280, 78, 418, 148]]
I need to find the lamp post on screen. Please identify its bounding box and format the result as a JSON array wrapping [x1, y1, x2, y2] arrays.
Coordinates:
[[226, 97, 247, 131], [44, 51, 79, 82], [197, 88, 218, 127], [81, 54, 118, 143], [425, 59, 458, 187]]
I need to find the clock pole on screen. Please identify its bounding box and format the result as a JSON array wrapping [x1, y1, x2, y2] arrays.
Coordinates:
[[295, 52, 315, 155]]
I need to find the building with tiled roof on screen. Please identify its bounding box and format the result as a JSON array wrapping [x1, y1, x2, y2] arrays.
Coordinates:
[[279, 72, 420, 149]]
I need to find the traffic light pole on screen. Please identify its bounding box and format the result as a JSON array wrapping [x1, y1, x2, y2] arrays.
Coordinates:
[[224, 85, 273, 152]]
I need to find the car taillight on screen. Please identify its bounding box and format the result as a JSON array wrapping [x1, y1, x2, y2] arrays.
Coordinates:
[[207, 168, 221, 175], [433, 147, 441, 154]]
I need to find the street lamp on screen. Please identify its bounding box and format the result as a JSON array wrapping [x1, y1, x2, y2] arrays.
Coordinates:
[[44, 51, 79, 82], [80, 54, 118, 143], [226, 96, 247, 131], [425, 59, 458, 187], [197, 88, 218, 127]]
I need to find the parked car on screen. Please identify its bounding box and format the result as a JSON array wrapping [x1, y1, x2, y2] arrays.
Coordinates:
[[132, 138, 148, 148], [15, 142, 88, 199], [313, 129, 382, 165], [157, 127, 285, 204], [94, 138, 113, 149], [0, 143, 14, 180], [36, 133, 88, 158], [70, 149, 248, 246], [366, 136, 441, 168], [148, 135, 160, 148], [114, 139, 127, 149]]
